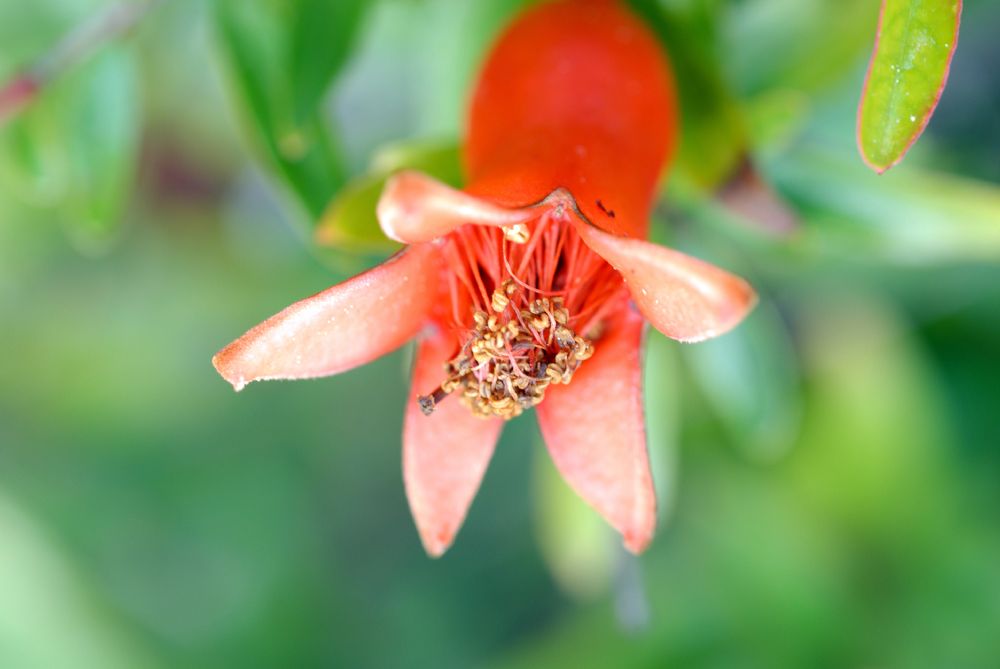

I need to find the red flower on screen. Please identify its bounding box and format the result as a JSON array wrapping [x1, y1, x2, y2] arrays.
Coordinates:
[[213, 0, 755, 556]]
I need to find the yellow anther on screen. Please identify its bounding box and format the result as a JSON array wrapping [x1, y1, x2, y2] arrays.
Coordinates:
[[503, 224, 529, 244], [419, 285, 594, 420]]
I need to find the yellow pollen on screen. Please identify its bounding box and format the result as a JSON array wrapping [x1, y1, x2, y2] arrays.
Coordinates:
[[418, 280, 593, 420]]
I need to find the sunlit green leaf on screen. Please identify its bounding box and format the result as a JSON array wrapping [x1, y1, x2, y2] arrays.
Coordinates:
[[214, 0, 366, 220], [315, 140, 461, 252], [857, 0, 962, 173]]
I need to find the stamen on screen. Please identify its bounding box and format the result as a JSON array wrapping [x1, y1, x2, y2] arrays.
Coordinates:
[[419, 281, 593, 420], [423, 195, 615, 420], [503, 223, 530, 244]]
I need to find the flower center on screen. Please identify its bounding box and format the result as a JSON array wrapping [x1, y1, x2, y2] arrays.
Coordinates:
[[417, 204, 622, 420], [419, 279, 593, 419]]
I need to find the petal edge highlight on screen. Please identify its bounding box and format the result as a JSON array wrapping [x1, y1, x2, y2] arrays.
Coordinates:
[[213, 244, 440, 390]]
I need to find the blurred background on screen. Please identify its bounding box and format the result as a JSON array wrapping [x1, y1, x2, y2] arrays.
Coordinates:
[[1, 0, 999, 667]]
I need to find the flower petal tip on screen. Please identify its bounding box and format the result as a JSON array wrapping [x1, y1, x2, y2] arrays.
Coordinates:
[[419, 527, 455, 559], [567, 214, 758, 343], [375, 174, 417, 243], [377, 170, 539, 244], [623, 530, 653, 555], [673, 280, 758, 343], [211, 351, 247, 392], [716, 278, 759, 335]]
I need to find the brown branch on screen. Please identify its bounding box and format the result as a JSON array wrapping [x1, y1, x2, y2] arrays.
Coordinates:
[[0, 0, 164, 125]]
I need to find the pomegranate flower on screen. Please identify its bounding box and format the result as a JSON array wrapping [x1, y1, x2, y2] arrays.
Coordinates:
[[213, 0, 755, 556]]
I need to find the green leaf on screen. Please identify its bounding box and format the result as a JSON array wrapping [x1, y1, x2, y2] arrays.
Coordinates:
[[0, 494, 156, 669], [315, 140, 462, 253], [790, 294, 953, 533], [683, 301, 802, 463], [723, 0, 879, 96], [629, 0, 749, 190], [857, 0, 962, 173], [0, 46, 138, 250], [643, 330, 681, 522], [63, 48, 139, 248], [214, 0, 367, 220], [289, 0, 365, 126], [672, 145, 1000, 267], [533, 442, 615, 600], [773, 147, 1000, 264]]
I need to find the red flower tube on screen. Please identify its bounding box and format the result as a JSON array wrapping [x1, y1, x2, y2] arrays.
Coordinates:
[[213, 0, 755, 556]]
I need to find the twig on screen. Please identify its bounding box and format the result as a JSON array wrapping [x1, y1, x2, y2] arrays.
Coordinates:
[[0, 0, 164, 125]]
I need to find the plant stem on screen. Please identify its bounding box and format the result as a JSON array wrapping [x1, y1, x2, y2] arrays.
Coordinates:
[[0, 0, 164, 125]]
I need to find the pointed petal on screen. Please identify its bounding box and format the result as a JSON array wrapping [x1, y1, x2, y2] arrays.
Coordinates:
[[377, 170, 537, 244], [570, 218, 756, 342], [403, 328, 503, 557], [536, 306, 656, 553], [213, 244, 440, 391]]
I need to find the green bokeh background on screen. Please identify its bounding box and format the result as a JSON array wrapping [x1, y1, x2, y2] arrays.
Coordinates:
[[1, 1, 999, 667]]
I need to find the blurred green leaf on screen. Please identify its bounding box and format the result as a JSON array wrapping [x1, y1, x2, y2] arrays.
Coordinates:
[[857, 0, 962, 172], [789, 294, 954, 537], [629, 0, 748, 190], [744, 88, 811, 151], [0, 493, 156, 669], [643, 330, 681, 522], [773, 147, 1000, 263], [314, 173, 398, 252], [368, 140, 462, 181], [0, 1, 86, 75], [683, 301, 802, 462], [316, 139, 461, 252], [723, 0, 879, 96], [289, 0, 366, 126], [64, 47, 139, 247], [214, 0, 366, 220], [0, 98, 67, 206], [672, 143, 1000, 271], [0, 47, 138, 249], [408, 0, 529, 137], [533, 443, 615, 601]]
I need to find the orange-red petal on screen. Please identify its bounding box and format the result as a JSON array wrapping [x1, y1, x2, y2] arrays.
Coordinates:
[[536, 304, 656, 553], [377, 171, 537, 244], [213, 244, 440, 391], [403, 327, 504, 557], [571, 218, 756, 342]]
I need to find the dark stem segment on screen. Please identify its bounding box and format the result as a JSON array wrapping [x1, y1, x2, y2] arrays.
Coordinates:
[[417, 387, 450, 416], [0, 0, 164, 125]]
